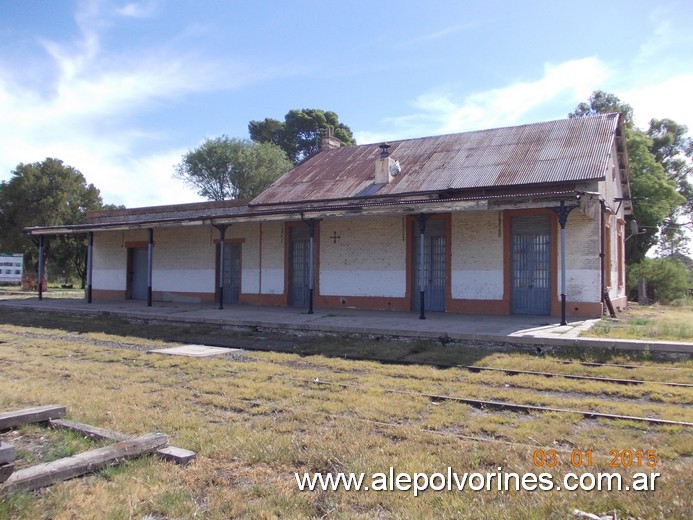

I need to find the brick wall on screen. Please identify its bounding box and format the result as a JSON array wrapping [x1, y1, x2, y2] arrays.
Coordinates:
[[451, 211, 504, 300], [319, 216, 407, 297]]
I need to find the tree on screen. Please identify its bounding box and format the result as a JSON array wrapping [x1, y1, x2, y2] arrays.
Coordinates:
[[646, 118, 693, 254], [569, 90, 634, 127], [249, 109, 356, 164], [569, 91, 685, 264], [626, 258, 689, 303], [0, 158, 107, 286], [174, 136, 293, 201], [624, 129, 683, 263]]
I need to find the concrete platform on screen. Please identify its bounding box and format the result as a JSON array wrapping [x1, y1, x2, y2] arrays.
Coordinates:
[[147, 345, 241, 357], [0, 297, 691, 355]]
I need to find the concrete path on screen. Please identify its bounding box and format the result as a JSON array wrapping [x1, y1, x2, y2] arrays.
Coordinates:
[[0, 297, 690, 355]]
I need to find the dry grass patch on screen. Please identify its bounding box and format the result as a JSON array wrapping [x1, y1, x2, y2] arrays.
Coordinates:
[[585, 302, 693, 342], [0, 322, 691, 518]]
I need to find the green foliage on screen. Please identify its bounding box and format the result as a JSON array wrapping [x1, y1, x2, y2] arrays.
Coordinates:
[[568, 90, 634, 126], [0, 158, 107, 285], [647, 118, 693, 255], [569, 91, 689, 263], [625, 129, 684, 263], [627, 258, 689, 303], [174, 136, 293, 201], [249, 108, 356, 164]]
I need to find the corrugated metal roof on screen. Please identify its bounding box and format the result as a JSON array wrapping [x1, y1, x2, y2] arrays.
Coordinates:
[[86, 199, 251, 225], [25, 187, 577, 235], [250, 113, 620, 206]]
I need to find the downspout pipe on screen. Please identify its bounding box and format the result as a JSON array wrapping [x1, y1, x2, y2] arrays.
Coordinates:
[[87, 232, 94, 304], [147, 228, 153, 307], [214, 224, 228, 310], [38, 236, 44, 301]]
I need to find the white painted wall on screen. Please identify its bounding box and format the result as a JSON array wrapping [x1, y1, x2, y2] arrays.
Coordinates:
[[451, 211, 504, 300], [92, 223, 284, 298], [597, 142, 628, 301], [259, 221, 284, 295], [93, 231, 127, 290], [319, 216, 406, 297], [558, 210, 601, 302], [91, 204, 607, 307], [151, 226, 215, 294]]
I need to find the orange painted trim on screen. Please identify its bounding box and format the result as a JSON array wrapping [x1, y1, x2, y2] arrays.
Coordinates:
[[283, 221, 320, 305], [446, 299, 507, 314], [240, 293, 286, 306], [314, 294, 409, 311], [503, 208, 559, 317], [92, 289, 127, 300], [405, 213, 451, 311]]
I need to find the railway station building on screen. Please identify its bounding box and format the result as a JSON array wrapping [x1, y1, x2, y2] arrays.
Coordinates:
[[28, 113, 631, 320]]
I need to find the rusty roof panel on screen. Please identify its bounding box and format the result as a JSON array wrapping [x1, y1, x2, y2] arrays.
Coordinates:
[[250, 113, 620, 206]]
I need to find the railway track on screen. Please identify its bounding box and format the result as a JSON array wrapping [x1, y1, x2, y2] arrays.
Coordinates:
[[461, 365, 692, 387], [255, 351, 693, 388], [212, 364, 693, 428], [297, 376, 693, 427], [4, 326, 691, 426], [556, 360, 686, 371], [3, 326, 690, 386]]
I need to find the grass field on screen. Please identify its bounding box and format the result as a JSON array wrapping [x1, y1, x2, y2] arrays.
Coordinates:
[[0, 286, 84, 301], [0, 319, 691, 519], [585, 301, 693, 342]]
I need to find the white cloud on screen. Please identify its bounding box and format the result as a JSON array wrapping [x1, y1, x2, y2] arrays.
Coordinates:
[[355, 57, 610, 144], [117, 1, 158, 19], [622, 75, 693, 132], [0, 0, 254, 207]]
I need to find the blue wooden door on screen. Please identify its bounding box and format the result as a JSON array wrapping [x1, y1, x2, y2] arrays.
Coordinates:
[[222, 243, 241, 304], [511, 216, 551, 315], [289, 227, 310, 307], [412, 219, 446, 312], [129, 247, 148, 300]]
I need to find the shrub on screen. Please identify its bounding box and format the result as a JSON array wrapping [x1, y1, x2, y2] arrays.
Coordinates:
[[627, 258, 690, 303]]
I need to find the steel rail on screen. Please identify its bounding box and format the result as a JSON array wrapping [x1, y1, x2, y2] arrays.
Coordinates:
[[263, 354, 692, 388], [288, 377, 693, 427], [462, 365, 693, 388], [556, 360, 686, 371]]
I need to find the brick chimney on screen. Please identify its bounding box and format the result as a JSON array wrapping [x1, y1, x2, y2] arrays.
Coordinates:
[[320, 127, 342, 150], [375, 143, 400, 184]]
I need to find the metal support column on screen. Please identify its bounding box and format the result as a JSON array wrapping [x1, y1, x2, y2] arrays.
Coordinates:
[[146, 228, 153, 307], [551, 200, 578, 326], [560, 204, 567, 325], [307, 219, 316, 315], [600, 200, 606, 308], [38, 236, 44, 301], [418, 213, 427, 320], [214, 224, 228, 310], [87, 232, 94, 304]]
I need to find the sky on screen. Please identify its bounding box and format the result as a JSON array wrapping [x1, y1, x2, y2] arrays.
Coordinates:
[[1, 0, 692, 209]]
